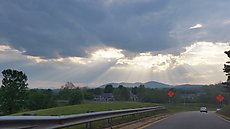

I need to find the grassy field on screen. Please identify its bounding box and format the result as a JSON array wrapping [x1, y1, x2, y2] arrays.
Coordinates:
[[12, 101, 159, 116]]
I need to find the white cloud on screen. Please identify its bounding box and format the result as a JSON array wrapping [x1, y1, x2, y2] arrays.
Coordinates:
[[0, 42, 230, 87], [189, 24, 203, 29], [91, 48, 124, 59], [0, 45, 11, 51], [117, 52, 178, 72], [179, 42, 230, 65]]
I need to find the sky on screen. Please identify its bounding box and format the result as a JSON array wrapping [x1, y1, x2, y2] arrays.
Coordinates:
[[1, 0, 230, 88]]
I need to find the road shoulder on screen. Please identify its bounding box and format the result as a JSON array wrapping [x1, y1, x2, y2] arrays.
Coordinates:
[[103, 114, 171, 129], [216, 113, 230, 122]]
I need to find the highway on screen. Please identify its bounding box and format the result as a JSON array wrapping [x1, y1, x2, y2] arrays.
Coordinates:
[[143, 111, 230, 129]]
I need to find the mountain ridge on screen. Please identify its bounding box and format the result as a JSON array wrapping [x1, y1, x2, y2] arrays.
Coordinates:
[[98, 81, 207, 89]]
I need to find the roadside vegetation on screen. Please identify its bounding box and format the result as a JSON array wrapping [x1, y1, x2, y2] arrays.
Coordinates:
[[12, 101, 159, 116], [219, 105, 230, 118], [0, 69, 229, 116], [0, 69, 229, 121], [11, 102, 218, 129], [11, 101, 164, 129]]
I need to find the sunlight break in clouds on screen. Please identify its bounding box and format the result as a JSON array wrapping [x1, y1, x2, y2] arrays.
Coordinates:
[[189, 24, 203, 29], [0, 45, 11, 51], [91, 48, 124, 59], [117, 52, 178, 72], [179, 42, 230, 65], [0, 42, 230, 88]]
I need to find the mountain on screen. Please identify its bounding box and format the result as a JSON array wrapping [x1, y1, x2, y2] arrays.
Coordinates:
[[98, 81, 208, 89], [99, 81, 171, 88], [173, 84, 207, 89], [99, 82, 142, 88]]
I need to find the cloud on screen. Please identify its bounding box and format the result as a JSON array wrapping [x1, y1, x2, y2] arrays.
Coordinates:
[[0, 41, 229, 88], [189, 24, 203, 29], [3, 0, 230, 58], [1, 0, 230, 87]]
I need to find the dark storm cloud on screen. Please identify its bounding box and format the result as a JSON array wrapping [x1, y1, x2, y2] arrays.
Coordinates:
[[0, 0, 230, 58]]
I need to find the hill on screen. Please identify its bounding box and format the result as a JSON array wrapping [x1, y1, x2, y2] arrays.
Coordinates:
[[99, 81, 171, 88], [173, 84, 207, 89], [98, 81, 207, 89]]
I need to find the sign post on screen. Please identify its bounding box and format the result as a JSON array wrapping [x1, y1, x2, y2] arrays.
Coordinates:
[[168, 90, 175, 104], [216, 94, 224, 108]]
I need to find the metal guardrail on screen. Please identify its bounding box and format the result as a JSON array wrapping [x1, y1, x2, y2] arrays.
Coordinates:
[[0, 106, 165, 129]]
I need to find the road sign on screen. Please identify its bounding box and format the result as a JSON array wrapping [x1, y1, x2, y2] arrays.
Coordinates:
[[216, 95, 224, 102], [168, 90, 174, 97]]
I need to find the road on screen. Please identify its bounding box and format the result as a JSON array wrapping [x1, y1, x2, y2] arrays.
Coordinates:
[[143, 111, 230, 129]]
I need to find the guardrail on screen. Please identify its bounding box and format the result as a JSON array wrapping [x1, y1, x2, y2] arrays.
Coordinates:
[[0, 106, 165, 129]]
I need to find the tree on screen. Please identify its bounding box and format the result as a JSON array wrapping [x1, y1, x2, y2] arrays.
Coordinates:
[[113, 85, 129, 101], [93, 88, 102, 95], [131, 87, 138, 94], [61, 82, 77, 89], [136, 85, 146, 101], [26, 89, 56, 110], [104, 84, 114, 93], [58, 82, 79, 100], [0, 69, 28, 114], [69, 89, 83, 105], [223, 50, 230, 89]]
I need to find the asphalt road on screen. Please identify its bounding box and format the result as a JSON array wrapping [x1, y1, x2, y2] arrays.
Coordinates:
[[143, 111, 230, 129]]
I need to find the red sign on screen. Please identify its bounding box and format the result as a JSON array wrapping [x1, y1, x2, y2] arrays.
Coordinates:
[[216, 95, 224, 102], [168, 90, 174, 97]]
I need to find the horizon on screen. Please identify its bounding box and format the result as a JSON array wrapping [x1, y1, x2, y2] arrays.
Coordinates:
[[24, 80, 211, 89]]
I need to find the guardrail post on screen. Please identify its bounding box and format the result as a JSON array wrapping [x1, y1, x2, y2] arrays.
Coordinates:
[[108, 109, 113, 129], [108, 117, 112, 124], [85, 122, 91, 129], [85, 110, 94, 129]]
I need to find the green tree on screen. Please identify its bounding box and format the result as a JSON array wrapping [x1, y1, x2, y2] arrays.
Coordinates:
[[131, 87, 138, 95], [69, 89, 83, 105], [104, 84, 114, 93], [136, 85, 146, 101], [223, 50, 230, 86], [113, 85, 129, 101], [26, 89, 56, 110], [223, 50, 230, 88], [58, 82, 78, 100], [82, 89, 94, 100], [0, 69, 28, 114], [93, 88, 102, 95]]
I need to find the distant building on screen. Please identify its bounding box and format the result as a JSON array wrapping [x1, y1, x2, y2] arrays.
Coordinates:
[[94, 93, 115, 101], [129, 92, 139, 101], [180, 92, 206, 102]]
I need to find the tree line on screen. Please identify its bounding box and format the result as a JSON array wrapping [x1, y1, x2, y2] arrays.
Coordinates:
[[1, 69, 230, 115]]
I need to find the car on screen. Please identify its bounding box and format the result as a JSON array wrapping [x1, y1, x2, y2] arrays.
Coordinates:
[[200, 107, 208, 113]]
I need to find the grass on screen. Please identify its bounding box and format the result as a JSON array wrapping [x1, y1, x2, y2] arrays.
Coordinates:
[[11, 102, 218, 129], [11, 101, 159, 116], [219, 105, 230, 118], [11, 101, 162, 129]]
